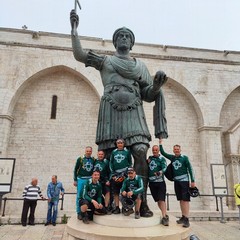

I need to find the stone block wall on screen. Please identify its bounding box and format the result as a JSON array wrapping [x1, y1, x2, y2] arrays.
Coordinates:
[[0, 28, 240, 215]]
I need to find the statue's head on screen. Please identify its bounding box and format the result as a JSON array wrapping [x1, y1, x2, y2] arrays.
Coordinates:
[[112, 27, 135, 50]]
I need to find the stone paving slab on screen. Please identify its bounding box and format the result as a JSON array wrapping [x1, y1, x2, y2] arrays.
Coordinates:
[[0, 224, 68, 240], [0, 220, 239, 240]]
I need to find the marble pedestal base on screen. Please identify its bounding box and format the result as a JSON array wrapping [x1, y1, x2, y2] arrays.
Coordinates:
[[67, 212, 190, 240]]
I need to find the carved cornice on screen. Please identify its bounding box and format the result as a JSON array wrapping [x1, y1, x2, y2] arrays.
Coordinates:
[[223, 119, 240, 135], [0, 115, 14, 121], [225, 154, 240, 165], [198, 126, 222, 132], [1, 41, 240, 66]]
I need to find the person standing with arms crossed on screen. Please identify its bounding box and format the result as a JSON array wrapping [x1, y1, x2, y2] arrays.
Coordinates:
[[73, 146, 95, 220], [45, 175, 64, 226], [159, 139, 196, 228]]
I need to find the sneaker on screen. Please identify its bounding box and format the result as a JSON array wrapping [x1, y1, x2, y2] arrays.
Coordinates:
[[77, 213, 82, 220], [124, 208, 134, 216], [176, 215, 184, 224], [44, 222, 50, 226], [161, 215, 169, 226], [28, 223, 35, 226], [112, 206, 121, 214], [106, 206, 112, 215], [82, 216, 89, 224], [52, 222, 56, 226], [135, 211, 140, 219], [22, 223, 27, 227], [182, 217, 190, 228]]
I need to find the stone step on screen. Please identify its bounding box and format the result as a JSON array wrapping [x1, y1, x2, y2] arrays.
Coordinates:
[[66, 212, 190, 240]]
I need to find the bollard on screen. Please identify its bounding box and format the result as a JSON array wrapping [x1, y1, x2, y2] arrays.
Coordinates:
[[219, 196, 226, 223]]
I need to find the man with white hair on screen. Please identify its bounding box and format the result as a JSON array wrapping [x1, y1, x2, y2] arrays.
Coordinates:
[[21, 178, 44, 226]]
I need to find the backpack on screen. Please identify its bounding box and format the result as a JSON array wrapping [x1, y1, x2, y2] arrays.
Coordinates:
[[235, 184, 240, 198], [164, 162, 174, 181]]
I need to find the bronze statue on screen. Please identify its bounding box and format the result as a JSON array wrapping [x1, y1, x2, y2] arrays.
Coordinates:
[[70, 9, 168, 217]]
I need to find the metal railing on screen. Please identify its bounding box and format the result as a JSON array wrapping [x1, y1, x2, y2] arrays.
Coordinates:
[[0, 192, 237, 223]]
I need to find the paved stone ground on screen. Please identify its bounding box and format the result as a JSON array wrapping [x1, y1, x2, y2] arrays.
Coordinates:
[[0, 221, 239, 240]]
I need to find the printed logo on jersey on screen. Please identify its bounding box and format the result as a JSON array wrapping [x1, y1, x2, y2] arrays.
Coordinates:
[[83, 162, 93, 172], [88, 188, 97, 198], [129, 182, 137, 191], [149, 160, 157, 171], [94, 163, 103, 172], [114, 154, 126, 163], [173, 160, 182, 170]]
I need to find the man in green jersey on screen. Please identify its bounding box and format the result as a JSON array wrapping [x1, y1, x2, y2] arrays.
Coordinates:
[[147, 145, 169, 226], [79, 169, 103, 224], [73, 146, 95, 220], [159, 139, 196, 228], [110, 139, 132, 214], [94, 150, 111, 214], [120, 167, 144, 219]]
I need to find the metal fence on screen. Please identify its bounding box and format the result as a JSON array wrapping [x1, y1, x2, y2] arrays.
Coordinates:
[[0, 192, 237, 223]]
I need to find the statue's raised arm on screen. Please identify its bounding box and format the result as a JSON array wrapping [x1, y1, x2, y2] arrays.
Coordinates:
[[70, 9, 88, 63]]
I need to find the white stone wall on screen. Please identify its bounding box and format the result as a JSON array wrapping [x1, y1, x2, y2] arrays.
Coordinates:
[[0, 28, 240, 215]]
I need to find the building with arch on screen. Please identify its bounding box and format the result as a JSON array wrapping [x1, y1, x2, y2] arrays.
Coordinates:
[[0, 28, 240, 217]]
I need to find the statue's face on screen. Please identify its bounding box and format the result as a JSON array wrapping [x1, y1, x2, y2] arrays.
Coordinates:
[[115, 30, 132, 50]]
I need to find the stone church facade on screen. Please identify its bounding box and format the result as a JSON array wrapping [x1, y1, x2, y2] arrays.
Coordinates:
[[0, 28, 239, 217]]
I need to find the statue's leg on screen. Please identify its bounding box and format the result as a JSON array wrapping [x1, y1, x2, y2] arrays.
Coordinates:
[[130, 143, 153, 217], [103, 147, 115, 211]]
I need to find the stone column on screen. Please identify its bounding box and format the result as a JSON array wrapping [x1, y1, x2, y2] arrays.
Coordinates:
[[0, 115, 14, 157], [198, 126, 223, 211], [225, 155, 240, 209]]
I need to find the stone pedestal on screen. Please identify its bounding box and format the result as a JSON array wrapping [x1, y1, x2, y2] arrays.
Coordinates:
[[66, 212, 190, 240]]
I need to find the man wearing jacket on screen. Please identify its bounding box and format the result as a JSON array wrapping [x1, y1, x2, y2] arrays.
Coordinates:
[[79, 169, 103, 224], [159, 139, 195, 228], [45, 175, 64, 226], [73, 146, 95, 220], [120, 167, 144, 219], [147, 145, 169, 226]]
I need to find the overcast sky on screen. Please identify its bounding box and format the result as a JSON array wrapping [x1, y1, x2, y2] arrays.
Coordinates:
[[1, 0, 240, 51]]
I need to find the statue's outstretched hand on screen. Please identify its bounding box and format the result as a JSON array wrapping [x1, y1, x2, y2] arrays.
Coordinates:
[[70, 9, 79, 30], [153, 71, 167, 89]]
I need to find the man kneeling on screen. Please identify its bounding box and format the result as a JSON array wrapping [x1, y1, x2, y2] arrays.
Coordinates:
[[120, 168, 144, 219], [79, 169, 104, 224]]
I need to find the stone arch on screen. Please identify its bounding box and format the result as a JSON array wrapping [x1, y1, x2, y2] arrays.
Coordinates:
[[220, 85, 240, 157], [167, 77, 204, 127], [145, 77, 203, 209], [220, 85, 240, 207], [220, 85, 240, 132], [7, 65, 101, 115], [6, 65, 100, 216]]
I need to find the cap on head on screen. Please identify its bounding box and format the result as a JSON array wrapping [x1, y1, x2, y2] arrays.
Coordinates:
[[127, 167, 134, 173], [112, 27, 135, 49]]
